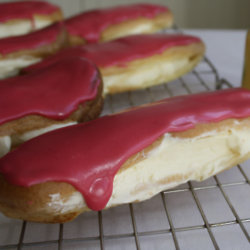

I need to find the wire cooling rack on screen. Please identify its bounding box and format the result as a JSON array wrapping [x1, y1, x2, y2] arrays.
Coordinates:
[[0, 31, 250, 250]]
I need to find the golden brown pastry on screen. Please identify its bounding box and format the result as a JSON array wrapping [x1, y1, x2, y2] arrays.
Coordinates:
[[0, 88, 249, 223]]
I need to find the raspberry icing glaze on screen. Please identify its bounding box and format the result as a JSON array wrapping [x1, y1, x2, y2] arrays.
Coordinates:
[[1, 88, 250, 211], [0, 1, 60, 23], [0, 22, 64, 55], [24, 34, 201, 71], [65, 3, 169, 43], [0, 57, 100, 126]]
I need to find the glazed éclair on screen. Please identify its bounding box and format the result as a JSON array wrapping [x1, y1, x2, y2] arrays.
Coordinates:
[[24, 34, 205, 96], [0, 88, 250, 223], [65, 3, 173, 45], [0, 1, 63, 39], [0, 22, 68, 79], [0, 57, 103, 158]]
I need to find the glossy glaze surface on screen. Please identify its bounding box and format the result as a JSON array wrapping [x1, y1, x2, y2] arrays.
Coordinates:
[[65, 3, 169, 43], [0, 22, 64, 55], [0, 57, 100, 125], [1, 88, 250, 210], [0, 1, 59, 23], [24, 34, 201, 71]]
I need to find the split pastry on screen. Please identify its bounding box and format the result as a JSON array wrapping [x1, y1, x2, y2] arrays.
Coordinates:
[[0, 57, 102, 157], [0, 22, 68, 79], [24, 33, 205, 96], [0, 0, 63, 38], [0, 88, 250, 223], [65, 3, 173, 45]]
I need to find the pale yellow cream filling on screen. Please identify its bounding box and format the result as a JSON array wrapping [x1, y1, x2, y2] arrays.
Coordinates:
[[102, 56, 198, 95], [46, 127, 250, 213], [0, 57, 41, 79], [0, 18, 54, 39]]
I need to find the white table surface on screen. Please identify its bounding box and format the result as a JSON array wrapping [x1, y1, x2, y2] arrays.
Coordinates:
[[0, 30, 249, 250], [186, 29, 247, 87]]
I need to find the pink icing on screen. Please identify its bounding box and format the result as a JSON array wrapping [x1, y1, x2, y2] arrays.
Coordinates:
[[23, 34, 201, 71], [0, 88, 250, 210], [0, 57, 100, 126], [65, 3, 169, 43], [0, 22, 64, 55], [0, 1, 60, 23]]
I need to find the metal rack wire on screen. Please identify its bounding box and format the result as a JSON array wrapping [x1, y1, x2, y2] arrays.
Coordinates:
[[0, 31, 249, 250]]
